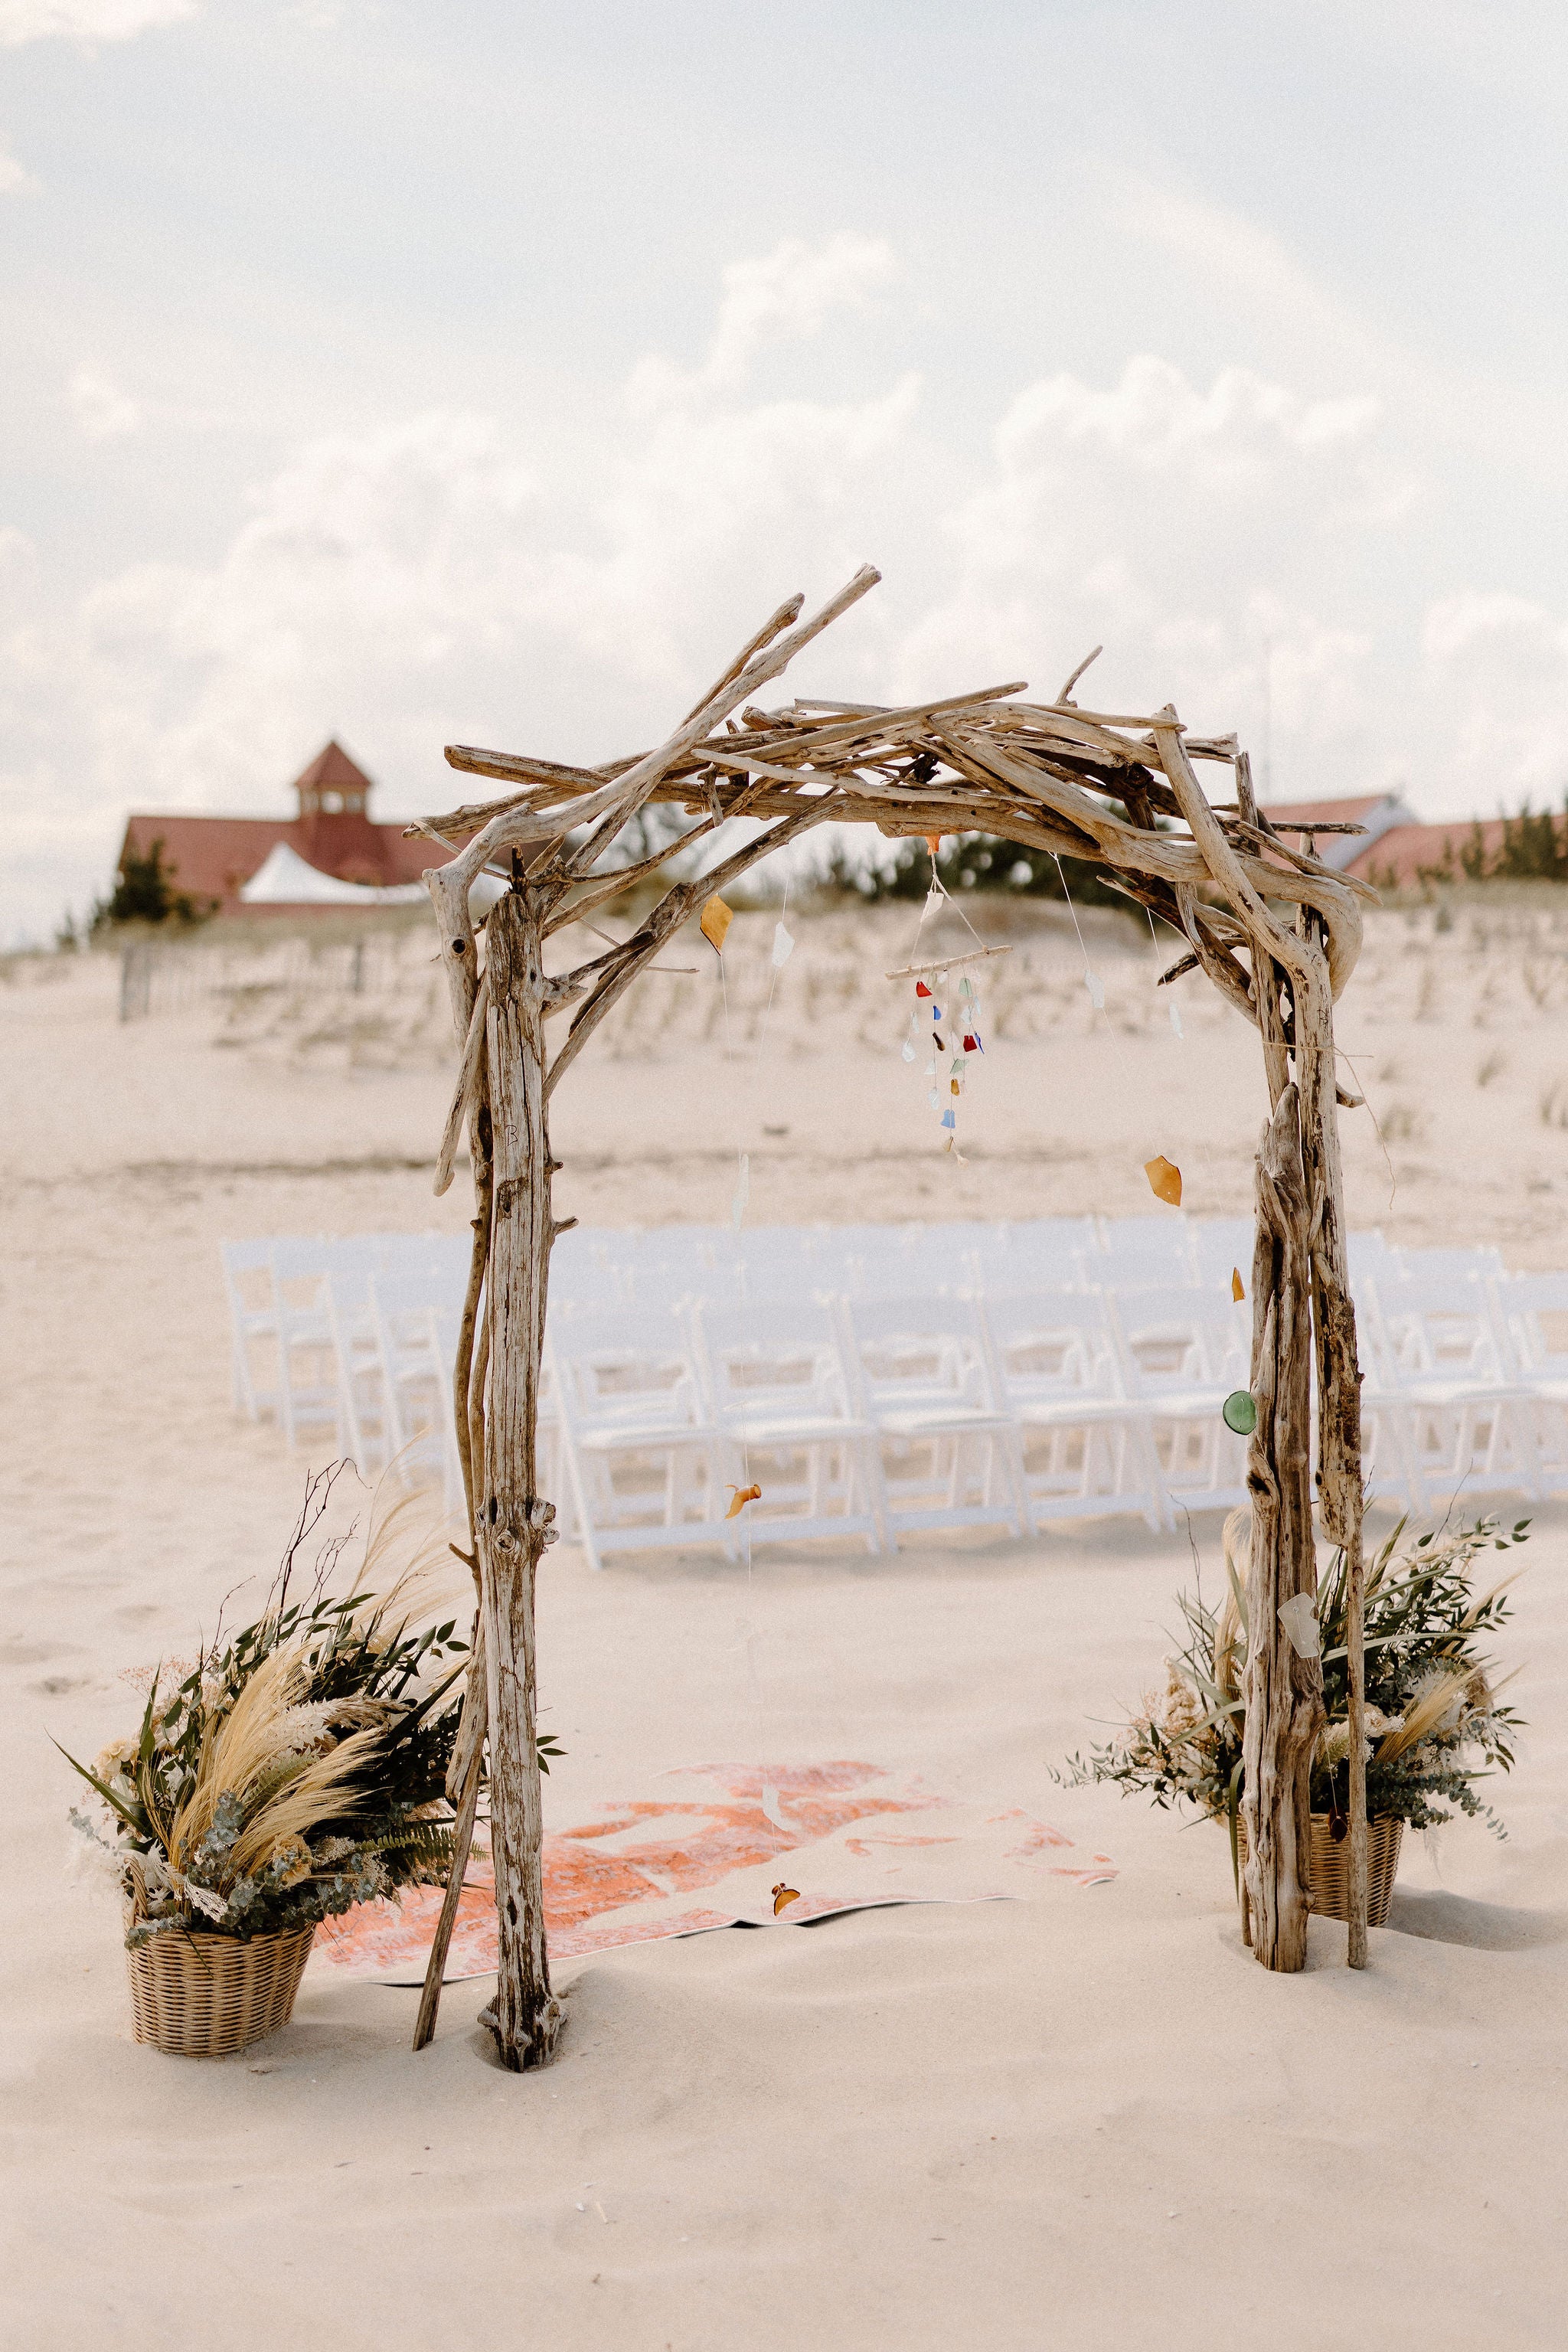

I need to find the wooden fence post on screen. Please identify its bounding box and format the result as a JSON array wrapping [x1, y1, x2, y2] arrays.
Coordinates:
[[476, 887, 564, 2069]]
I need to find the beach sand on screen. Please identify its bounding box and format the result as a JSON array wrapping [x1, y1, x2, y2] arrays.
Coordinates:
[[4, 895, 1567, 2350]]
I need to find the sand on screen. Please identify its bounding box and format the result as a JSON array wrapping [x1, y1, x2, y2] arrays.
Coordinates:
[[4, 894, 1568, 2350]]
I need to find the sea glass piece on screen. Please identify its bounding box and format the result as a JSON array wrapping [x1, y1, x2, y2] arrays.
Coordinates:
[[1085, 972, 1105, 1010], [916, 981, 932, 998], [962, 1034, 977, 1052], [1222, 1390, 1258, 1436], [941, 1109, 956, 1130], [701, 896, 733, 954], [1277, 1592, 1321, 1659], [1231, 1268, 1245, 1302], [772, 922, 795, 969], [1144, 1155, 1182, 1207], [1169, 1000, 1184, 1040], [901, 1040, 916, 1063]]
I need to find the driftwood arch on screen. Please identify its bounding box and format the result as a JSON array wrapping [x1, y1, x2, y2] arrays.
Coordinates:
[[407, 566, 1375, 2070]]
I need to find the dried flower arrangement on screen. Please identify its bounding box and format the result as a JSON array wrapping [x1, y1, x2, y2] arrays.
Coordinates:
[[63, 1471, 478, 1951], [1060, 1513, 1527, 1872]]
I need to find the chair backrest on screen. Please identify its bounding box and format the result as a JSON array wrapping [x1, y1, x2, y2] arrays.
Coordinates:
[[1187, 1220, 1256, 1288], [220, 1240, 276, 1318], [1398, 1244, 1506, 1285], [547, 1305, 707, 1432], [1111, 1284, 1248, 1394], [1493, 1272, 1568, 1378], [982, 1289, 1128, 1404], [973, 1219, 1097, 1294], [373, 1269, 464, 1334], [842, 1292, 998, 1410], [1088, 1215, 1197, 1289], [1346, 1229, 1399, 1282], [553, 1256, 631, 1310], [1361, 1272, 1502, 1381], [693, 1298, 858, 1423]]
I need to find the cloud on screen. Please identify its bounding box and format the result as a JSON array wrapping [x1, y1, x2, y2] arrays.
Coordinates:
[[0, 0, 195, 44], [1422, 591, 1568, 804], [67, 368, 142, 440], [629, 233, 898, 407], [5, 232, 1549, 936], [896, 354, 1396, 752]]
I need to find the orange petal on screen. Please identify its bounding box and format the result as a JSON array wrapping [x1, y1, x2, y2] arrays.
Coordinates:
[[1143, 1154, 1183, 1207], [700, 896, 733, 954], [1231, 1267, 1246, 1302]]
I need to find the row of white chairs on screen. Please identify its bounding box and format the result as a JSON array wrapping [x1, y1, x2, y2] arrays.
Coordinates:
[[220, 1222, 1568, 1553]]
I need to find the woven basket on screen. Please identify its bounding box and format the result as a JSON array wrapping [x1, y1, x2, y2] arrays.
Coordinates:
[[1233, 1812, 1404, 1929], [126, 1920, 315, 2056]]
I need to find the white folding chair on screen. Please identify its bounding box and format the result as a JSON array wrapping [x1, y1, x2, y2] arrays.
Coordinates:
[[982, 1289, 1165, 1530], [1360, 1272, 1540, 1511], [841, 1293, 1024, 1540], [371, 1269, 466, 1493], [548, 1305, 730, 1569], [220, 1240, 279, 1420], [1491, 1271, 1568, 1498], [1109, 1284, 1250, 1517], [270, 1238, 351, 1452], [692, 1298, 887, 1553]]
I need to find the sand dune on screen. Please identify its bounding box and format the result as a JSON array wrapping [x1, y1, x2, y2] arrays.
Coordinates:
[[4, 897, 1567, 2349]]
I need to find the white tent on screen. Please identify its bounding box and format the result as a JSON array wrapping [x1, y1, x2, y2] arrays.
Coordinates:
[[238, 843, 428, 906]]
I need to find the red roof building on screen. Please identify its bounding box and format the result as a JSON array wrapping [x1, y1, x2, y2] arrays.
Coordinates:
[[1259, 791, 1507, 887], [116, 742, 442, 913]]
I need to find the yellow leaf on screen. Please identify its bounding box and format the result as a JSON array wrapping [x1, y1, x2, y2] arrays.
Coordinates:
[[1231, 1267, 1245, 1302], [725, 1482, 762, 1520], [1144, 1154, 1183, 1207], [772, 1882, 801, 1916], [700, 896, 733, 954]]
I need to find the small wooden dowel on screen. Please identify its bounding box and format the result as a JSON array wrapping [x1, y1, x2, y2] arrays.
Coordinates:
[[412, 1745, 485, 2051], [884, 945, 1013, 981]]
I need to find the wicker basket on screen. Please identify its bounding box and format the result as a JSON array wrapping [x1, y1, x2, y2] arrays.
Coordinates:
[[126, 1922, 315, 2056], [1233, 1813, 1405, 1929]]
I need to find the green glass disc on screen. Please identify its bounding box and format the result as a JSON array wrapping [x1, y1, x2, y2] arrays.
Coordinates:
[[1222, 1390, 1258, 1436]]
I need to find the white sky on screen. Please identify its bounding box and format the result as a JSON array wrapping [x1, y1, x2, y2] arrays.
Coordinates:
[[4, 0, 1568, 939]]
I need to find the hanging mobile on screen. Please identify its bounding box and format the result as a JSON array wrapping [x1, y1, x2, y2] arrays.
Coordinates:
[[886, 834, 1010, 1162]]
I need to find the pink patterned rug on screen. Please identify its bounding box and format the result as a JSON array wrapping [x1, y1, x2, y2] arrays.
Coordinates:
[[312, 1760, 1117, 1984]]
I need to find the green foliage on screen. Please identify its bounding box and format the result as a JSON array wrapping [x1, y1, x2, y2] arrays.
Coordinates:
[[91, 836, 214, 931], [1368, 799, 1568, 891], [1057, 1514, 1527, 1839], [818, 831, 1141, 916], [57, 1471, 557, 1945]]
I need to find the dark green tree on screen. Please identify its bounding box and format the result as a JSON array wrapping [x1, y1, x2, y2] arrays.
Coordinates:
[[819, 829, 1140, 915], [91, 838, 213, 931]]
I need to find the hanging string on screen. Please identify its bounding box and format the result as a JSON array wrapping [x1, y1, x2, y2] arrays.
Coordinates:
[[1054, 854, 1105, 1009]]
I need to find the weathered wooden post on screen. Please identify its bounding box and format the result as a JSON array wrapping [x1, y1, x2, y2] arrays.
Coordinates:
[[471, 884, 566, 2068], [1154, 727, 1369, 1970], [1240, 1083, 1325, 1967]]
